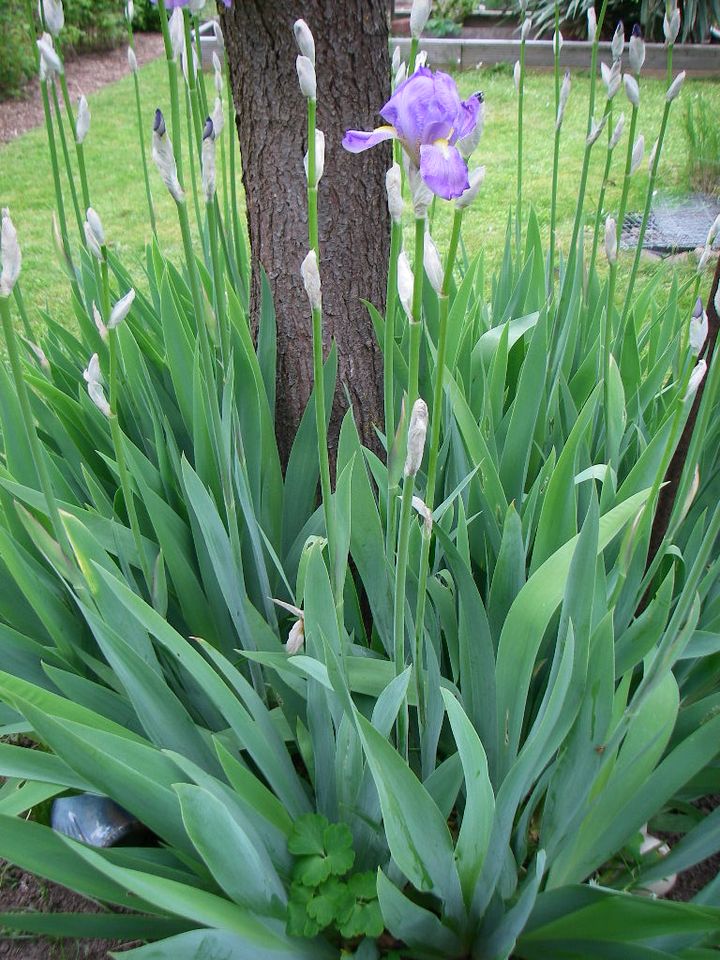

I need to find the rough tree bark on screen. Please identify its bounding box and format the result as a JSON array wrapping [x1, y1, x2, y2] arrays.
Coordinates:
[[219, 0, 391, 466]]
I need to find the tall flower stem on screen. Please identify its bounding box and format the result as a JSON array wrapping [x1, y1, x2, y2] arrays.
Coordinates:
[[589, 105, 615, 279], [586, 0, 609, 137], [516, 35, 527, 229], [207, 199, 229, 363], [666, 41, 674, 87], [56, 64, 91, 211], [226, 63, 247, 302], [157, 1, 184, 186], [50, 81, 83, 240], [413, 209, 463, 727], [548, 2, 561, 291], [384, 219, 402, 560], [408, 37, 419, 74], [184, 82, 205, 247], [101, 257, 152, 590], [0, 295, 72, 560], [305, 97, 334, 581], [614, 102, 639, 261], [619, 100, 673, 335], [13, 284, 35, 342], [127, 21, 157, 236], [392, 217, 426, 758]]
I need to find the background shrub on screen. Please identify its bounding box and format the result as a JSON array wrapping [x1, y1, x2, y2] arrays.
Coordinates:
[[0, 0, 36, 100]]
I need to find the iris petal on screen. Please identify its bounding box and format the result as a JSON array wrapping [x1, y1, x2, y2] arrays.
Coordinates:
[[341, 127, 396, 153], [419, 142, 470, 200], [453, 96, 481, 143]]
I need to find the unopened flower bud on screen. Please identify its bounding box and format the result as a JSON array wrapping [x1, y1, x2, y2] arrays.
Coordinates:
[[611, 21, 625, 61], [128, 45, 138, 73], [211, 96, 224, 136], [586, 113, 608, 146], [630, 135, 644, 174], [513, 59, 521, 92], [125, 0, 134, 22], [301, 249, 322, 311], [92, 302, 107, 340], [386, 164, 403, 224], [412, 495, 433, 530], [212, 52, 223, 94], [665, 71, 685, 102], [86, 207, 105, 247], [108, 288, 135, 330], [152, 109, 184, 203], [296, 55, 316, 100], [554, 29, 563, 55], [685, 359, 707, 400], [424, 232, 444, 294], [37, 33, 63, 79], [629, 24, 645, 73], [410, 0, 431, 38], [587, 7, 597, 42], [0, 209, 21, 297], [648, 138, 658, 172], [212, 21, 224, 50], [392, 46, 401, 74], [397, 251, 414, 321], [458, 91, 484, 158], [556, 70, 571, 129], [707, 214, 720, 246], [28, 342, 50, 371], [689, 297, 708, 354], [286, 617, 305, 655], [293, 19, 315, 65], [40, 0, 64, 37], [201, 118, 216, 203], [624, 74, 640, 108], [83, 353, 110, 416], [415, 50, 428, 68], [605, 216, 617, 264], [664, 6, 681, 44], [84, 220, 103, 260], [521, 17, 532, 41], [609, 112, 625, 149], [169, 8, 184, 61], [456, 166, 485, 210], [304, 128, 325, 188], [76, 95, 90, 144], [404, 398, 428, 477], [394, 61, 407, 88], [697, 245, 711, 273], [405, 159, 433, 218]]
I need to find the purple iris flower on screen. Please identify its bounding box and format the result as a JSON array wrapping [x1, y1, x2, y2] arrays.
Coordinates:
[[342, 66, 480, 201]]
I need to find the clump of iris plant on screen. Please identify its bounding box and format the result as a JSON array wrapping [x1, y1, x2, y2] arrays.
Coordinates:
[[342, 66, 481, 200]]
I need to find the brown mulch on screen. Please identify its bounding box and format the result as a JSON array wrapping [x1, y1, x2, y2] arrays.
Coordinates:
[[0, 33, 165, 145]]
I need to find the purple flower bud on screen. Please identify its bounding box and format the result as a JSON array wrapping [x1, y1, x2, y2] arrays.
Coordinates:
[[689, 297, 708, 354], [153, 108, 166, 136], [628, 24, 645, 74]]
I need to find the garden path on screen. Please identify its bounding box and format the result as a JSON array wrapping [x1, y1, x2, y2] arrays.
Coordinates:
[[0, 32, 164, 144]]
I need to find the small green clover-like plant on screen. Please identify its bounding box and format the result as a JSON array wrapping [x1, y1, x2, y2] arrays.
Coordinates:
[[286, 813, 384, 944], [288, 813, 356, 886]]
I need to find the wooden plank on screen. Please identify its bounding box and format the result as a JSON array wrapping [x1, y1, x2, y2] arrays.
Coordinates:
[[391, 37, 720, 75]]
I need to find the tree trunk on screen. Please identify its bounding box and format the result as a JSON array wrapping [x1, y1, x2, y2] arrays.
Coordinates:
[[219, 0, 391, 466]]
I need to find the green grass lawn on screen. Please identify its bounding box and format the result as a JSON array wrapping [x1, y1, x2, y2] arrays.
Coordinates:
[[0, 52, 718, 328]]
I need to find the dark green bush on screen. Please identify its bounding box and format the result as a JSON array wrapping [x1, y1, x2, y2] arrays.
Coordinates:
[[0, 0, 36, 100], [132, 0, 161, 33], [61, 0, 126, 52]]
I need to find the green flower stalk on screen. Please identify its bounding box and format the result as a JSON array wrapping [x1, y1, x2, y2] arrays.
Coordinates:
[[384, 164, 404, 561], [548, 2, 563, 290], [0, 211, 72, 560], [393, 396, 428, 758], [203, 118, 229, 363], [664, 3, 681, 85], [589, 110, 624, 278], [126, 7, 157, 237], [294, 24, 335, 589], [618, 73, 685, 337], [515, 16, 531, 228]]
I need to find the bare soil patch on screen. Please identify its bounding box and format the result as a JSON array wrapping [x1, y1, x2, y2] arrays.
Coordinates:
[[0, 33, 164, 144]]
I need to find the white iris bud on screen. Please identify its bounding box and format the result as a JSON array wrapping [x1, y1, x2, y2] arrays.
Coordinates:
[[76, 95, 90, 144], [556, 70, 571, 129], [630, 135, 645, 174], [665, 71, 686, 102], [423, 232, 444, 295], [605, 216, 617, 264], [128, 46, 138, 73], [456, 166, 486, 210], [404, 398, 429, 477], [152, 109, 184, 203], [609, 113, 625, 149], [40, 0, 64, 37], [397, 251, 414, 322], [689, 298, 708, 354], [296, 55, 316, 100], [386, 164, 404, 224], [301, 250, 322, 312], [304, 129, 325, 188], [293, 19, 315, 65], [685, 360, 707, 400], [624, 74, 640, 108], [664, 6, 681, 44], [0, 208, 21, 298], [628, 25, 645, 74], [201, 118, 216, 204], [587, 7, 597, 42], [611, 21, 625, 61], [108, 288, 136, 330], [410, 0, 432, 38]]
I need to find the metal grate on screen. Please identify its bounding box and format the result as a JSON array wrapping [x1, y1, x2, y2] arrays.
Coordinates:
[[620, 195, 720, 254]]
